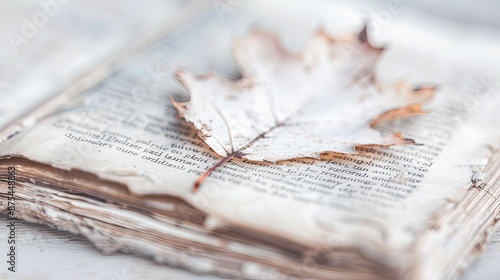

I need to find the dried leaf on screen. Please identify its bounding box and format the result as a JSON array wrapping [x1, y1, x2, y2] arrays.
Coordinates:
[[172, 27, 434, 189]]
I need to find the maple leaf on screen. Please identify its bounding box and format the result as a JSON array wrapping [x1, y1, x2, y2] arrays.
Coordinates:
[[171, 26, 435, 191]]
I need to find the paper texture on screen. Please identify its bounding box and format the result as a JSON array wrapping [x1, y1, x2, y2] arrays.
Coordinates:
[[0, 1, 499, 279], [0, 0, 207, 137]]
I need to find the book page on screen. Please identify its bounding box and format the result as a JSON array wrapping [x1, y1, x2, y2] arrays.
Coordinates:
[[1, 0, 499, 272], [0, 0, 207, 135], [462, 226, 500, 280], [0, 214, 221, 280]]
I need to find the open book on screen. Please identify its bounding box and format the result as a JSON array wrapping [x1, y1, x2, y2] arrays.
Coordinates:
[[1, 1, 500, 279]]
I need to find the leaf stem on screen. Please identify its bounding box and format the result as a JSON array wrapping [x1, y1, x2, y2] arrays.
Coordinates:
[[193, 151, 237, 192]]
